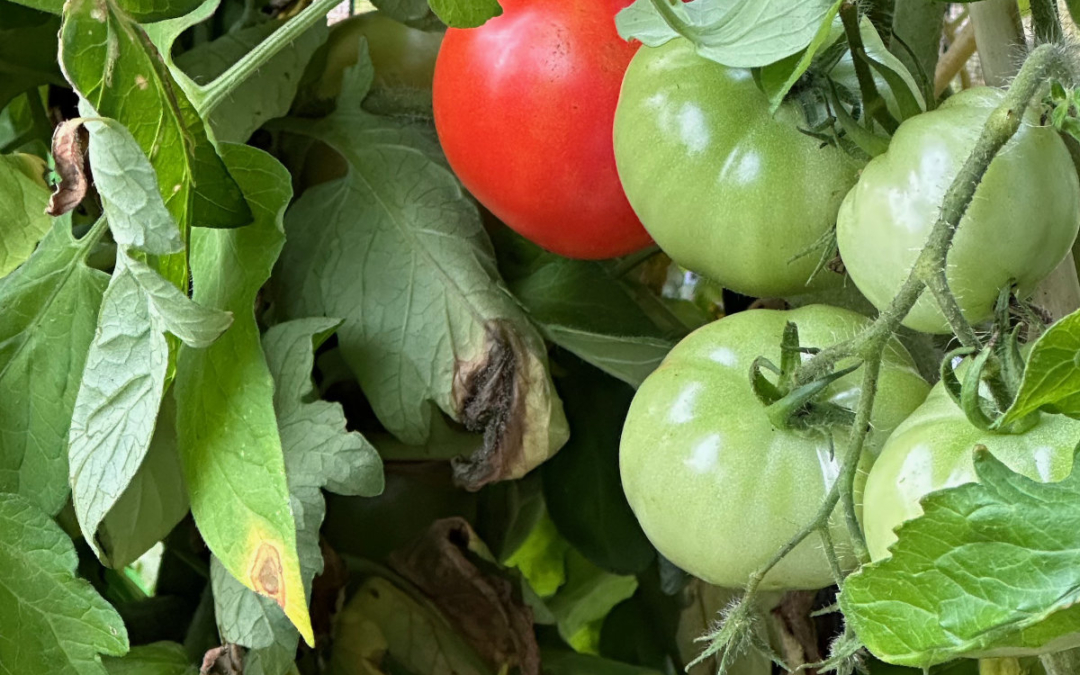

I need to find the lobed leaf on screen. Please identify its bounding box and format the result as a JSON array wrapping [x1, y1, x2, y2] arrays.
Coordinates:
[[840, 447, 1080, 667]]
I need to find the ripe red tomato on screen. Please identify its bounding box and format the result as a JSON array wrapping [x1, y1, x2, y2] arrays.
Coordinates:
[[432, 0, 652, 259]]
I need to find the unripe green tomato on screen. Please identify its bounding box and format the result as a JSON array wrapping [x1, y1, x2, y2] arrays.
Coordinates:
[[613, 38, 861, 298], [836, 87, 1080, 334], [314, 11, 443, 101], [860, 375, 1080, 658], [861, 378, 1080, 563], [619, 305, 930, 590]]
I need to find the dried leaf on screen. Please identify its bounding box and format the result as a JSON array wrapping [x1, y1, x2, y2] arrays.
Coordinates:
[[389, 517, 539, 675], [47, 119, 89, 216]]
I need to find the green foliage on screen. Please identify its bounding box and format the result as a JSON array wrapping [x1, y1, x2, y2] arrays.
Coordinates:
[[842, 447, 1080, 667], [5, 2, 1080, 674], [0, 493, 129, 673]]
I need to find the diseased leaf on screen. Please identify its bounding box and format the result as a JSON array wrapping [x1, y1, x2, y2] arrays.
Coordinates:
[[175, 144, 311, 646], [427, 0, 502, 28], [174, 16, 328, 143], [211, 316, 385, 675], [0, 493, 129, 673], [48, 120, 91, 217], [68, 251, 231, 558], [389, 518, 539, 675], [272, 54, 567, 490], [1000, 309, 1080, 424], [103, 642, 197, 675], [96, 392, 189, 569], [840, 447, 1080, 667], [59, 0, 251, 248], [0, 152, 52, 276], [615, 0, 836, 68], [330, 576, 494, 675], [0, 218, 109, 515]]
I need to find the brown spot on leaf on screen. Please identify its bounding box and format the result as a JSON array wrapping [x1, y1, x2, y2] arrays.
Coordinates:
[[200, 644, 243, 675], [46, 119, 90, 217], [250, 542, 285, 607], [451, 321, 529, 490], [389, 518, 539, 675]]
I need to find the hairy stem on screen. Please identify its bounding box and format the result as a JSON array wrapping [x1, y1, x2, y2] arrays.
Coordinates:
[[196, 0, 340, 114], [1029, 0, 1063, 45], [839, 354, 880, 563], [840, 1, 897, 134], [924, 269, 980, 348]]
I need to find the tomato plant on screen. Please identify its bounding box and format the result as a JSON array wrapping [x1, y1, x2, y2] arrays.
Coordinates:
[[432, 0, 652, 259], [11, 1, 1080, 674], [837, 87, 1080, 334], [613, 38, 861, 298], [619, 305, 929, 590]]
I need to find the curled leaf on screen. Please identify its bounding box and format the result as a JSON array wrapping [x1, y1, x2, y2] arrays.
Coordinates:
[[46, 119, 89, 217]]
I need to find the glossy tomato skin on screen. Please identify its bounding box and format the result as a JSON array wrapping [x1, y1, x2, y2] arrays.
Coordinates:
[[613, 38, 861, 298], [620, 305, 929, 590], [862, 379, 1080, 562], [432, 0, 652, 260], [837, 87, 1080, 334]]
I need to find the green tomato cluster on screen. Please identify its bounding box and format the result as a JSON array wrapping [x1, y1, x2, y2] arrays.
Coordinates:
[[615, 39, 1080, 600]]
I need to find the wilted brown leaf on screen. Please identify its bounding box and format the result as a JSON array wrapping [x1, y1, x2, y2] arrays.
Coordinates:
[[389, 517, 539, 675], [47, 119, 90, 217]]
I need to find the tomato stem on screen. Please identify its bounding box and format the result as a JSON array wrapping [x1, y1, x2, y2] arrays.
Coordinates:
[[839, 1, 898, 135], [1030, 0, 1064, 45]]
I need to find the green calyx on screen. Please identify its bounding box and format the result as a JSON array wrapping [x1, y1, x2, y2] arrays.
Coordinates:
[[750, 321, 859, 432]]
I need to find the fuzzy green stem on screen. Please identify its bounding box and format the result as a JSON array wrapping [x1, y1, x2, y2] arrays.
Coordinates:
[[840, 1, 897, 134], [196, 0, 340, 115], [837, 354, 880, 563], [798, 43, 1066, 390], [924, 269, 981, 348], [1041, 648, 1080, 675], [1029, 0, 1063, 45]]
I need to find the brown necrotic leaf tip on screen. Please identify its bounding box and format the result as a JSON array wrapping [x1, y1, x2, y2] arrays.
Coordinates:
[[451, 321, 530, 491], [47, 119, 91, 217]]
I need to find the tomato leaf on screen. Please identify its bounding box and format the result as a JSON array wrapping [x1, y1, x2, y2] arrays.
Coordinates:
[[615, 0, 837, 69], [0, 493, 129, 673], [0, 218, 108, 515], [174, 17, 327, 143], [840, 446, 1080, 667], [103, 642, 197, 675], [209, 316, 384, 674], [95, 392, 189, 569], [540, 650, 666, 675], [542, 357, 655, 575], [67, 118, 231, 560], [0, 153, 52, 276], [999, 308, 1080, 425], [427, 0, 502, 28], [758, 0, 843, 113], [271, 53, 568, 490], [60, 0, 251, 238], [546, 549, 639, 653], [0, 13, 63, 111], [174, 144, 313, 645], [330, 576, 494, 675]]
